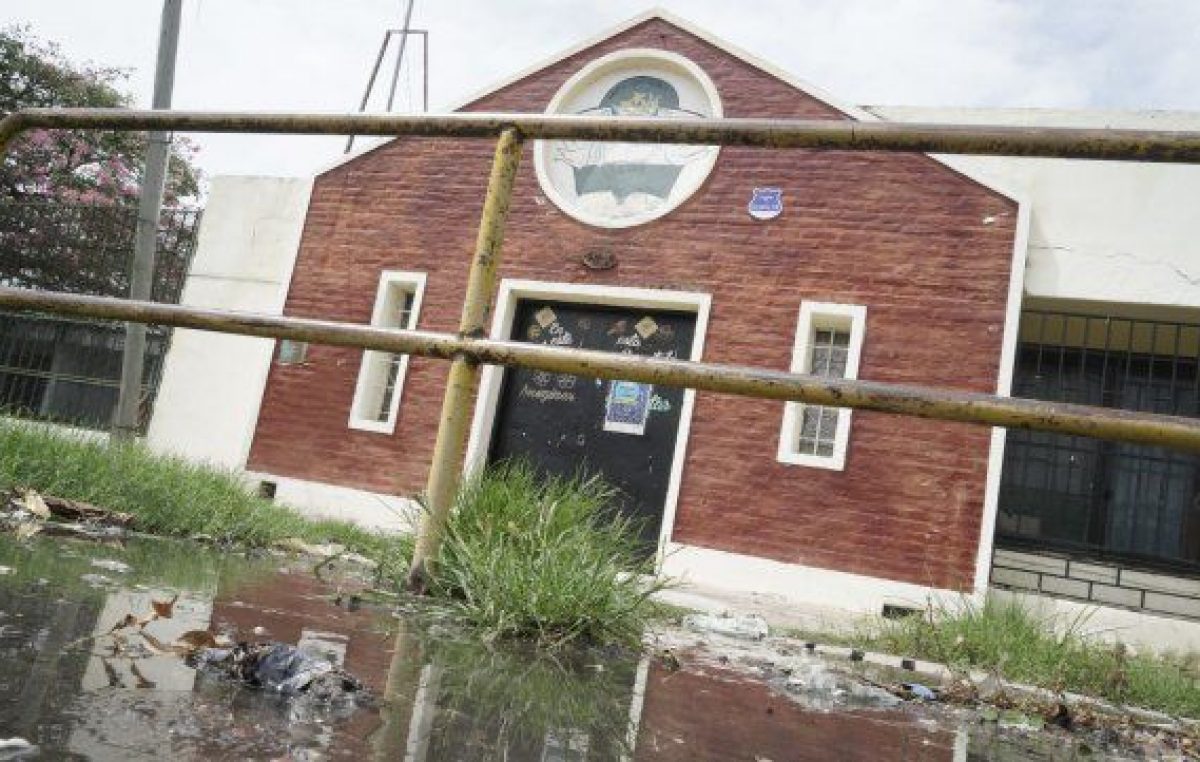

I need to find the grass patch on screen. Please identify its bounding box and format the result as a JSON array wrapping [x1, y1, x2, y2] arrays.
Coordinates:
[[0, 420, 408, 568], [1, 423, 667, 649], [853, 595, 1200, 717], [429, 462, 667, 648]]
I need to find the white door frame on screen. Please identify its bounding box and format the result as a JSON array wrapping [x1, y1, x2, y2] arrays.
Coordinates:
[[463, 279, 712, 563]]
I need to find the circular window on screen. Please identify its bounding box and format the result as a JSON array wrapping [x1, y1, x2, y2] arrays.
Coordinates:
[[534, 49, 722, 229]]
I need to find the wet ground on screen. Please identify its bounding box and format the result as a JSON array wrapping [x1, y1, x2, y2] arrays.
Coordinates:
[[0, 533, 1186, 760]]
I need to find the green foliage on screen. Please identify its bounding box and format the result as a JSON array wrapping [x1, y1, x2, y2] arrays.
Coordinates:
[[857, 595, 1200, 717], [0, 25, 201, 205], [0, 421, 404, 563], [429, 462, 667, 648]]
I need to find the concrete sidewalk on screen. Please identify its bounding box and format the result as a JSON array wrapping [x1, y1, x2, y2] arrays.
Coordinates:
[[653, 579, 866, 637]]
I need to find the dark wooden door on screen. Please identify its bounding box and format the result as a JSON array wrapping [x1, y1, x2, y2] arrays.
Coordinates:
[[489, 300, 697, 551]]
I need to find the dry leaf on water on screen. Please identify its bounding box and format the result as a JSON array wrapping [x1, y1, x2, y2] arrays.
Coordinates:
[[152, 593, 179, 619], [174, 630, 219, 652], [101, 658, 121, 688], [18, 490, 50, 520], [138, 629, 171, 654], [109, 614, 139, 633], [129, 661, 156, 689]]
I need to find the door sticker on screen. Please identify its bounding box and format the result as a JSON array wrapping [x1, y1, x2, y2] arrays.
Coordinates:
[[635, 316, 659, 339], [604, 380, 653, 435]]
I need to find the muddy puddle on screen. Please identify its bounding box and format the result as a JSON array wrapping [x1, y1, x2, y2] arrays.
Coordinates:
[[0, 534, 1176, 760]]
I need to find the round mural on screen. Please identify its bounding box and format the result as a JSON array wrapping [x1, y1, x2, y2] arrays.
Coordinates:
[[534, 49, 723, 229]]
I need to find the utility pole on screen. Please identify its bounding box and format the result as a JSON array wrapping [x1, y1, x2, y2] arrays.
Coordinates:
[[113, 0, 182, 439]]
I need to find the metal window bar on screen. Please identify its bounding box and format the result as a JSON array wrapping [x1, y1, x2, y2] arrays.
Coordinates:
[[798, 328, 849, 456], [998, 310, 1200, 575], [375, 290, 416, 422], [0, 197, 200, 431]]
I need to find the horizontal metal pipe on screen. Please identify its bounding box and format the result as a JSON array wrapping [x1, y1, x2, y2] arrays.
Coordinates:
[[4, 108, 1200, 162], [4, 285, 1200, 452]]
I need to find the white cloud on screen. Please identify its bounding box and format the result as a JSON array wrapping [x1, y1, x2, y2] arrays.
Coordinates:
[[7, 0, 1199, 180]]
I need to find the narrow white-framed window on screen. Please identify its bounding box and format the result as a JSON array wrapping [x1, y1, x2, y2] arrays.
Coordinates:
[[777, 301, 867, 471], [348, 271, 427, 434]]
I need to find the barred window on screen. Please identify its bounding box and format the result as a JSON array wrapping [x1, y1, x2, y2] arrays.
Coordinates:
[[349, 271, 426, 433], [277, 339, 308, 365], [797, 329, 851, 457], [778, 303, 866, 470]]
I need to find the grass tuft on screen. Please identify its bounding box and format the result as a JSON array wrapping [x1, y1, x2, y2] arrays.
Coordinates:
[[0, 420, 406, 564], [855, 594, 1200, 718], [429, 462, 667, 648], [1, 423, 665, 649]]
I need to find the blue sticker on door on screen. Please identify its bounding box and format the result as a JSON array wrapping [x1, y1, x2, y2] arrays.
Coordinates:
[[604, 380, 653, 435]]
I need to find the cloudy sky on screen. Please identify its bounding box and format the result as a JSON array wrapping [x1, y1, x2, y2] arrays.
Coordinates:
[[7, 1, 1199, 181]]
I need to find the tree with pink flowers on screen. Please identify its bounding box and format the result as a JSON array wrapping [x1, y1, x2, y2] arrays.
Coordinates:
[[0, 25, 202, 206]]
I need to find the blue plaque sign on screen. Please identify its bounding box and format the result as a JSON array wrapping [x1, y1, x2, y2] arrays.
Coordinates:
[[748, 187, 783, 220]]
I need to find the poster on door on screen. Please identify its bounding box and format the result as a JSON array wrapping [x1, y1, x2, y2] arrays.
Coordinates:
[[604, 380, 653, 435]]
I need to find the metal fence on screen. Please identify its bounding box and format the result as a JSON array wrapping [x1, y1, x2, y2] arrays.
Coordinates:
[[5, 108, 1200, 584], [0, 198, 200, 430], [998, 310, 1200, 574]]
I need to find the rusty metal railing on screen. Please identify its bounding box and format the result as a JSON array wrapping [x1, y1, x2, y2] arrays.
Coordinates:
[[3, 108, 1200, 587], [5, 109, 1200, 161]]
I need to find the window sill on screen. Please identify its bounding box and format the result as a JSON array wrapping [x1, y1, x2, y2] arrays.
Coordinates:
[[348, 418, 397, 435], [776, 450, 847, 471]]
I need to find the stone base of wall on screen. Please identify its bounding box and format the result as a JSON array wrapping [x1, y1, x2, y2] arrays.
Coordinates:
[[991, 547, 1200, 620]]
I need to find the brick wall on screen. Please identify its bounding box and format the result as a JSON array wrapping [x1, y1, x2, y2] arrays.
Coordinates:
[[247, 18, 1018, 591]]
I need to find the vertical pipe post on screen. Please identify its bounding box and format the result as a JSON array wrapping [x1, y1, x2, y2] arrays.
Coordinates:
[[421, 31, 429, 113], [405, 128, 523, 592], [113, 0, 182, 439]]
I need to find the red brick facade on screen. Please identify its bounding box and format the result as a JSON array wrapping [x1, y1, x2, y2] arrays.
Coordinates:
[[247, 18, 1018, 591]]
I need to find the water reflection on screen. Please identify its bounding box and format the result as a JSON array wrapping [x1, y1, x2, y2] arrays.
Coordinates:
[[375, 626, 641, 761], [0, 535, 1108, 760]]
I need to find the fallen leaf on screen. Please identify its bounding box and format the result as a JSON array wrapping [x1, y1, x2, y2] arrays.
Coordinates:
[[138, 629, 171, 654], [100, 657, 121, 688], [109, 614, 138, 633], [152, 593, 179, 619], [129, 661, 156, 689], [19, 490, 50, 520], [175, 630, 219, 651]]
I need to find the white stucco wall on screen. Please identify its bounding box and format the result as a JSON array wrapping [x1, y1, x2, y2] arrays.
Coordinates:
[[146, 175, 311, 469], [869, 107, 1200, 311]]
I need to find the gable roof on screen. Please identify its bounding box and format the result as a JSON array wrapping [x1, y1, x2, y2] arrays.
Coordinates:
[[317, 8, 876, 175], [315, 8, 1023, 207], [447, 8, 876, 120]]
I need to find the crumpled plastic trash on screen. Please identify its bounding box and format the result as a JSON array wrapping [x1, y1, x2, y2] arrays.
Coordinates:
[[253, 643, 336, 696], [903, 682, 938, 701], [682, 612, 770, 641], [192, 642, 368, 704]]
